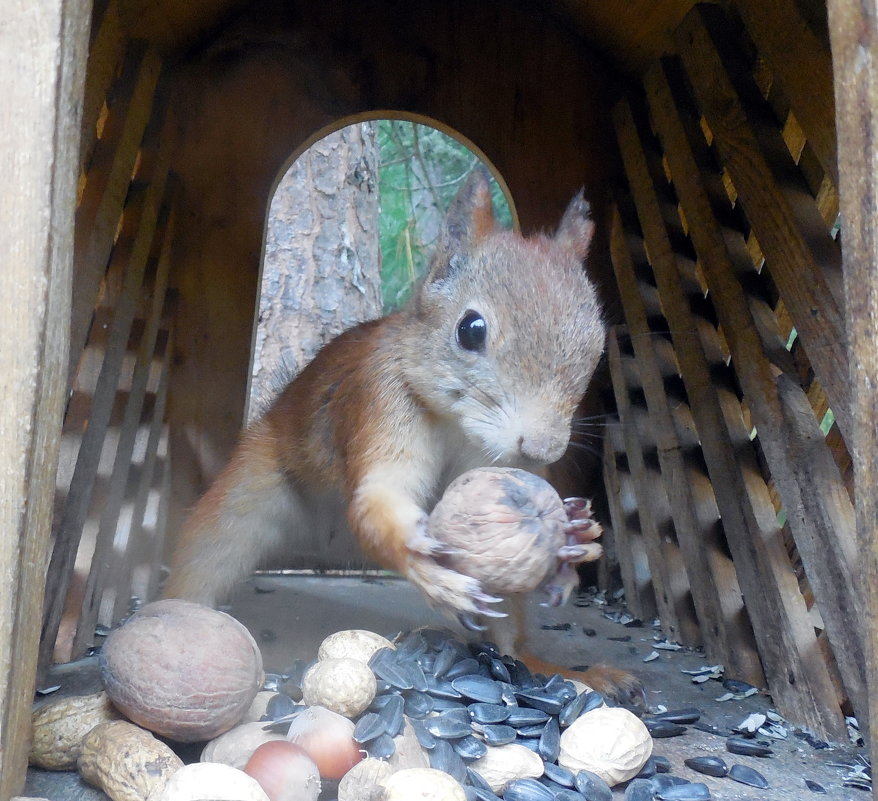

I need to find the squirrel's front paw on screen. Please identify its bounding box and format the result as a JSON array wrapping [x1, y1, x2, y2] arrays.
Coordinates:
[[406, 554, 505, 623]]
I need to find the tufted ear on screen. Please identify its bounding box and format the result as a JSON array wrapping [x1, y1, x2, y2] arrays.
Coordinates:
[[426, 166, 496, 283], [554, 189, 594, 262]]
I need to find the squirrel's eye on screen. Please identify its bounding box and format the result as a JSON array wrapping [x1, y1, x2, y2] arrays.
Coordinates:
[[456, 310, 487, 352]]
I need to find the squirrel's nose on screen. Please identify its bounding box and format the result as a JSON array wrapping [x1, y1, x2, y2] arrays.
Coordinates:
[[518, 431, 569, 464]]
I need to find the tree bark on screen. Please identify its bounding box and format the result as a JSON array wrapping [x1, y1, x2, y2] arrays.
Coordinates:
[[249, 122, 382, 418]]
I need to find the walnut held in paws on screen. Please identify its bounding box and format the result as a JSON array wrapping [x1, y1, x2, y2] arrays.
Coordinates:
[[427, 467, 567, 596]]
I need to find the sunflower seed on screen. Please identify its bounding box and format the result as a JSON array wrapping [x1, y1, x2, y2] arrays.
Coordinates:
[[654, 708, 701, 725], [655, 781, 710, 800], [434, 641, 461, 678], [559, 691, 603, 727], [353, 712, 386, 743], [265, 693, 296, 720], [728, 764, 768, 789], [650, 775, 690, 793], [430, 738, 468, 782], [553, 791, 587, 801], [624, 778, 655, 801], [409, 717, 437, 749], [403, 690, 434, 718], [489, 657, 512, 683], [804, 779, 827, 793], [573, 770, 612, 801], [515, 689, 565, 715], [452, 675, 504, 704], [542, 763, 575, 788], [538, 718, 560, 762], [652, 755, 671, 774], [503, 778, 555, 801], [645, 720, 687, 738], [447, 658, 482, 681], [725, 736, 772, 757], [480, 724, 517, 746], [427, 676, 464, 700], [683, 756, 728, 778], [425, 714, 473, 739], [454, 735, 489, 760], [366, 732, 396, 759], [507, 708, 551, 727], [470, 703, 511, 724]]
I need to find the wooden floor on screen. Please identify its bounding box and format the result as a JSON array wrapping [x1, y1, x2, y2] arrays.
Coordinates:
[[25, 574, 867, 801]]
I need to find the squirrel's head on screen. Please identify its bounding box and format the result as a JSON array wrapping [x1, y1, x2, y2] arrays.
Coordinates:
[[406, 168, 605, 467]]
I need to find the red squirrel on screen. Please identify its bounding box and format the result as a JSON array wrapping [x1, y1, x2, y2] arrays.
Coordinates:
[[164, 169, 640, 700]]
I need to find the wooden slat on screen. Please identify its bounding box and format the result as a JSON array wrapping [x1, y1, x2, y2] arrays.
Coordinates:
[[0, 0, 90, 794], [606, 332, 686, 632], [608, 331, 688, 628], [732, 0, 837, 187], [69, 40, 162, 384], [111, 325, 172, 622], [73, 201, 175, 655], [602, 409, 657, 621], [644, 56, 866, 729], [826, 0, 878, 758], [609, 209, 760, 671], [674, 5, 851, 442], [614, 92, 846, 738], [79, 0, 125, 173], [41, 122, 171, 671]]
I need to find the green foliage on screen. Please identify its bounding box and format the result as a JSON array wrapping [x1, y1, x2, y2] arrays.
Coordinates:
[[377, 119, 512, 311]]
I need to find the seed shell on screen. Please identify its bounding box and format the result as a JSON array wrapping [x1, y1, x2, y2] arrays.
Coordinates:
[[507, 708, 551, 727], [725, 736, 773, 757], [542, 762, 575, 788], [470, 703, 511, 724], [655, 781, 710, 800], [353, 711, 386, 743], [454, 735, 489, 760], [503, 778, 555, 801], [728, 763, 769, 789], [645, 720, 687, 738], [624, 778, 655, 801], [683, 756, 728, 778], [573, 769, 612, 801], [366, 732, 396, 759], [481, 724, 517, 746], [452, 675, 504, 704], [425, 714, 473, 739], [538, 718, 561, 762]]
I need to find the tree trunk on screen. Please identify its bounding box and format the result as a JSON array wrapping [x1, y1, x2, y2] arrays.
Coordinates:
[[249, 122, 381, 419]]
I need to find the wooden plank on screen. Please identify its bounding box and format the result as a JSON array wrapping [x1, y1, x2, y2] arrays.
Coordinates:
[[73, 201, 175, 655], [614, 92, 846, 738], [41, 124, 171, 671], [69, 41, 162, 385], [609, 203, 763, 682], [79, 0, 125, 173], [0, 0, 91, 794], [602, 409, 657, 621], [674, 5, 851, 442], [111, 324, 172, 622], [644, 56, 867, 729], [826, 0, 878, 757], [606, 333, 685, 631], [732, 0, 838, 187]]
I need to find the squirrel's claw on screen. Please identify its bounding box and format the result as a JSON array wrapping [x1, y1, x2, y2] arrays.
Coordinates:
[[459, 612, 488, 631], [557, 542, 602, 564]]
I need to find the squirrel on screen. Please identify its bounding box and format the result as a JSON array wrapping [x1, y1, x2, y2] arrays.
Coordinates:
[[164, 168, 641, 702]]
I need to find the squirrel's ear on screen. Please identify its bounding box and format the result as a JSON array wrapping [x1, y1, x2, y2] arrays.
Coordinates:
[[428, 167, 496, 282], [554, 190, 594, 262]]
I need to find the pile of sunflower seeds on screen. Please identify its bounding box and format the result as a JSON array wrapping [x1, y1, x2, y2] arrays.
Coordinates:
[[261, 629, 782, 801]]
